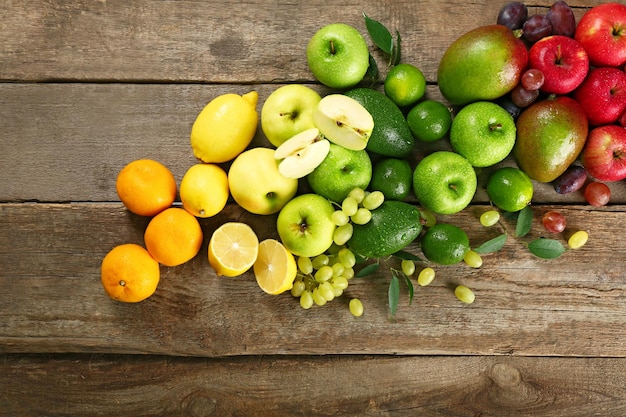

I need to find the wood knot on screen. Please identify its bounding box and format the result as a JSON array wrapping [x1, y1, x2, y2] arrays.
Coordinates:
[[181, 390, 217, 417], [489, 362, 522, 388]]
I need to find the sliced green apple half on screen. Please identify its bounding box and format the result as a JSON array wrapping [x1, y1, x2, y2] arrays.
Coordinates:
[[312, 94, 374, 151], [274, 128, 331, 179]]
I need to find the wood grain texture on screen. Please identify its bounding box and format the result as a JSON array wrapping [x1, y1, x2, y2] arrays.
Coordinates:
[[2, 353, 626, 417], [2, 203, 625, 357]]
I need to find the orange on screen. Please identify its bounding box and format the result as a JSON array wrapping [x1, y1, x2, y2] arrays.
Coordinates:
[[101, 243, 160, 302], [116, 159, 177, 217], [144, 207, 203, 267]]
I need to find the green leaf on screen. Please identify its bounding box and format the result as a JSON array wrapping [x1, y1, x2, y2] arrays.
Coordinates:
[[355, 262, 380, 278], [388, 274, 400, 317], [528, 238, 566, 259], [363, 12, 394, 54], [403, 272, 414, 305], [474, 233, 507, 254], [393, 250, 422, 262], [516, 206, 533, 237], [365, 54, 379, 84], [392, 30, 402, 65]]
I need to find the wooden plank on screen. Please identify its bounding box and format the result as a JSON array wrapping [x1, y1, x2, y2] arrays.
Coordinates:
[[2, 82, 625, 204], [0, 0, 604, 83], [2, 353, 626, 416], [2, 203, 625, 357]]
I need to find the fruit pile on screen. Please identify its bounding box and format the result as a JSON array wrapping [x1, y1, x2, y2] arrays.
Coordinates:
[[101, 2, 623, 317]]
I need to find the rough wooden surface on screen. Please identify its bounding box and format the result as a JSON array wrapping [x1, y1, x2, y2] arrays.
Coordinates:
[[1, 0, 625, 416]]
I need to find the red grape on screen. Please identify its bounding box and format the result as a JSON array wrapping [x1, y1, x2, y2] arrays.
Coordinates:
[[497, 2, 528, 30], [547, 1, 576, 37], [521, 69, 545, 91], [510, 84, 539, 108], [523, 14, 553, 43], [542, 211, 566, 233], [553, 165, 587, 194], [584, 182, 611, 207]]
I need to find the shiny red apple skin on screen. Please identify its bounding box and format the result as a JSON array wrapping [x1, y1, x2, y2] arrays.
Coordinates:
[[575, 3, 626, 68], [581, 125, 626, 182], [529, 35, 589, 95], [573, 67, 626, 127]]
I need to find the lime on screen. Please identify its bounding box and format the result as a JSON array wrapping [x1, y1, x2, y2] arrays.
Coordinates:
[[384, 63, 426, 107], [407, 100, 452, 142], [420, 223, 470, 265], [486, 167, 534, 212], [369, 158, 412, 201]]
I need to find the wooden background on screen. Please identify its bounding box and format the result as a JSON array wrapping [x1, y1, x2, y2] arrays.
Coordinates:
[[1, 1, 625, 415]]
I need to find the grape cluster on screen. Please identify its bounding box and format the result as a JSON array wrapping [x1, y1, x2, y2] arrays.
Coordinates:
[[291, 187, 384, 316], [497, 1, 576, 110]]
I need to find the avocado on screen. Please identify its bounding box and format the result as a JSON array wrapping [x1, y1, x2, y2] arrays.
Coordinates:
[[347, 200, 422, 258], [344, 88, 415, 158]]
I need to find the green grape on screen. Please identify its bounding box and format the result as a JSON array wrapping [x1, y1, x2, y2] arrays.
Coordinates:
[[568, 230, 589, 249], [463, 250, 483, 268], [362, 190, 385, 210], [331, 262, 345, 277], [455, 285, 475, 304], [338, 247, 356, 268], [290, 280, 306, 297], [333, 223, 353, 246], [348, 187, 366, 204], [419, 209, 437, 227], [417, 267, 435, 286], [343, 266, 355, 280], [332, 286, 344, 298], [297, 256, 313, 275], [349, 298, 364, 317], [300, 290, 314, 309], [314, 265, 333, 283], [312, 254, 329, 269], [312, 287, 328, 306], [331, 276, 349, 290], [342, 196, 359, 216], [480, 210, 500, 227], [401, 259, 415, 276], [318, 281, 335, 301], [351, 207, 372, 225], [331, 210, 350, 227]]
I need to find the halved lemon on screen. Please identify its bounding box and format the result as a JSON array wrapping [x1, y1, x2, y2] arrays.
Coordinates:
[[208, 222, 259, 277], [253, 239, 297, 295]]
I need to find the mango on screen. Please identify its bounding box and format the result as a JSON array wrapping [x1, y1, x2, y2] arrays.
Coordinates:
[[513, 96, 588, 183], [437, 25, 528, 106], [347, 200, 422, 258], [344, 88, 414, 158]]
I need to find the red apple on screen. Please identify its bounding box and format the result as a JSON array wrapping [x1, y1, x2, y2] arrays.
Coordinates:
[[573, 67, 626, 126], [529, 35, 589, 95], [581, 124, 626, 182], [575, 3, 626, 68]]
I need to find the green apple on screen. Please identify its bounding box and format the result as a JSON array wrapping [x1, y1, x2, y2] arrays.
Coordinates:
[[306, 23, 370, 89], [276, 193, 336, 258], [412, 151, 477, 215], [449, 101, 516, 167], [274, 128, 331, 179], [228, 147, 298, 215], [312, 94, 374, 150], [261, 85, 322, 148], [307, 142, 372, 203]]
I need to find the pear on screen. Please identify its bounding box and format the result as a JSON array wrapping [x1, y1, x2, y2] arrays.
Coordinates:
[[437, 25, 528, 106], [274, 128, 331, 179], [513, 96, 589, 183], [312, 94, 374, 150]]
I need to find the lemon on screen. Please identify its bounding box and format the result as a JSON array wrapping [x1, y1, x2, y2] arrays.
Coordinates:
[[208, 222, 259, 277], [180, 163, 229, 218], [384, 63, 426, 107], [190, 91, 259, 163], [253, 239, 297, 295]]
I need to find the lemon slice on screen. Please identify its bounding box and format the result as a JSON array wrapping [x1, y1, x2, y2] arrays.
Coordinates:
[[208, 222, 259, 277], [253, 239, 297, 295]]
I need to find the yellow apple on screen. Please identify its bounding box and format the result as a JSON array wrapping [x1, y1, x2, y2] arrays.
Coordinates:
[[228, 147, 298, 215]]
